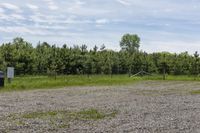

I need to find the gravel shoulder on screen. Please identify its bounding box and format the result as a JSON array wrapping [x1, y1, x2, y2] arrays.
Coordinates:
[[0, 81, 200, 132]]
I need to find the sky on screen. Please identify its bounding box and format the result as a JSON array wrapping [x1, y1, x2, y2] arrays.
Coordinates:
[[0, 0, 200, 53]]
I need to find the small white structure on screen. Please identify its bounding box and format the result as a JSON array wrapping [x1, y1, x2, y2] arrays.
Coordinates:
[[7, 67, 14, 79]]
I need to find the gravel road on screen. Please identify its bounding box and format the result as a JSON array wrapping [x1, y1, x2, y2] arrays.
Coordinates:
[[0, 81, 200, 133]]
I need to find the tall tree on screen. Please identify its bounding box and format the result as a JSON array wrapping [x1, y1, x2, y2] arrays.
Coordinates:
[[192, 51, 199, 76], [120, 34, 140, 54], [120, 34, 140, 76]]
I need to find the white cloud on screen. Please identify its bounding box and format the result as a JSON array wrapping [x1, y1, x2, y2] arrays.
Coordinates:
[[30, 14, 93, 24], [0, 12, 26, 22], [0, 8, 4, 13], [0, 26, 50, 36], [1, 0, 200, 53], [66, 0, 109, 16], [75, 0, 85, 6], [49, 5, 58, 10], [10, 14, 25, 20], [43, 0, 58, 10], [68, 0, 84, 12], [0, 12, 8, 20], [27, 4, 39, 10], [96, 19, 109, 24], [141, 40, 200, 54], [0, 27, 32, 34], [116, 0, 131, 6], [0, 3, 22, 12]]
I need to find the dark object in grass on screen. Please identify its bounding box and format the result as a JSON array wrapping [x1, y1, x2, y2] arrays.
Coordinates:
[[0, 71, 4, 87]]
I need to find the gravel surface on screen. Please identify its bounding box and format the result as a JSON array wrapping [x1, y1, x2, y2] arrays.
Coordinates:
[[0, 81, 200, 132]]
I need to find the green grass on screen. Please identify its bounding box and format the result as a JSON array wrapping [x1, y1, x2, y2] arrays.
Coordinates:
[[76, 108, 108, 120], [22, 111, 57, 119], [1, 74, 200, 92], [1, 75, 138, 92], [190, 90, 200, 95], [7, 108, 117, 129], [21, 108, 117, 120]]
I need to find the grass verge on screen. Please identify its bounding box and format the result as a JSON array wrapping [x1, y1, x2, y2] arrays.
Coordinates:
[[1, 75, 137, 92], [1, 74, 200, 92]]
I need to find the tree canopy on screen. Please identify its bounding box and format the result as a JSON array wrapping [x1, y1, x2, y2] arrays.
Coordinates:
[[120, 34, 140, 54], [0, 35, 199, 76]]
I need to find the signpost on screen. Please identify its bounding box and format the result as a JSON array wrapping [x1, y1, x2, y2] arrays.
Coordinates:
[[7, 67, 14, 83]]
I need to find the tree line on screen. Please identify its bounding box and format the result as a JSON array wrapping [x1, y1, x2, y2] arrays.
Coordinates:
[[0, 34, 199, 76]]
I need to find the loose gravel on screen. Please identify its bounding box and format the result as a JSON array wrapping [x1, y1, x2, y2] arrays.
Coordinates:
[[0, 81, 200, 132]]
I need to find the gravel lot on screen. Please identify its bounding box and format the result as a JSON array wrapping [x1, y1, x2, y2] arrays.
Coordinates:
[[0, 81, 200, 133]]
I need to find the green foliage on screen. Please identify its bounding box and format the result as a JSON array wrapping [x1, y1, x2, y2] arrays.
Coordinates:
[[120, 33, 140, 54], [0, 36, 200, 77]]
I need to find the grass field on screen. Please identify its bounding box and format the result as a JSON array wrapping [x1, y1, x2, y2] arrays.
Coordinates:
[[1, 74, 200, 92]]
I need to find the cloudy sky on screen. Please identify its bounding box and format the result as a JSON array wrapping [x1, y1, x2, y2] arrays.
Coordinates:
[[0, 0, 200, 53]]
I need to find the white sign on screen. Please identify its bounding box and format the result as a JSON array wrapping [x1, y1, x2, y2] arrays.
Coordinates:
[[7, 67, 14, 78]]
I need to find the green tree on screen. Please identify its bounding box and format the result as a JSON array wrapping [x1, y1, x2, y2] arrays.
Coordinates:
[[120, 34, 140, 54], [35, 42, 51, 74], [192, 51, 199, 76]]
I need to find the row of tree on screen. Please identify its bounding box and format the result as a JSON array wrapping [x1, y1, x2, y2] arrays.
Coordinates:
[[0, 34, 199, 76]]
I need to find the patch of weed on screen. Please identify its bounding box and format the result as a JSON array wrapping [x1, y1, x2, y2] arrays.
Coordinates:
[[190, 90, 200, 95], [22, 111, 58, 119], [7, 108, 117, 130]]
